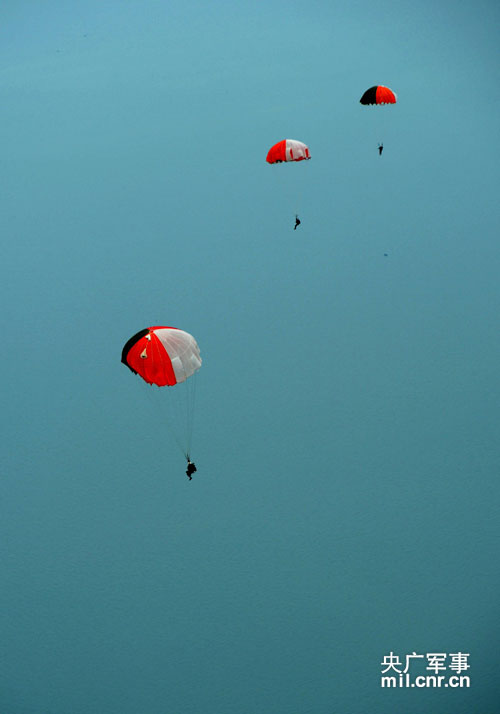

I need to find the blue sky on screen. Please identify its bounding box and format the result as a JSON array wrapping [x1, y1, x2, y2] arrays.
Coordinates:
[[1, 1, 499, 712]]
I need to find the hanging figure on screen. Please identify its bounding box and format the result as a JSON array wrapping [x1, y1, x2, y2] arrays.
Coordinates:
[[378, 143, 384, 156], [294, 215, 301, 230], [186, 459, 197, 480]]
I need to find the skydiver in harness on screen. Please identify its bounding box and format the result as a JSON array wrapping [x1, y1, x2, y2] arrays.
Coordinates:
[[378, 143, 384, 156], [186, 458, 197, 480], [294, 215, 301, 230]]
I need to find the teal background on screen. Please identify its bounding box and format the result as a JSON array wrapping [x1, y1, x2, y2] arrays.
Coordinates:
[[1, 1, 499, 712]]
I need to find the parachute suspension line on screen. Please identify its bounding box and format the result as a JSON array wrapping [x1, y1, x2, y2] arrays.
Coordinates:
[[140, 380, 187, 460], [292, 168, 299, 218], [151, 336, 188, 459], [185, 376, 192, 459], [185, 372, 197, 460], [293, 158, 308, 219]]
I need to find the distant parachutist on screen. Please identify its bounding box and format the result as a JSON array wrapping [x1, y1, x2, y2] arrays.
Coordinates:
[[186, 459, 197, 480], [294, 215, 301, 230]]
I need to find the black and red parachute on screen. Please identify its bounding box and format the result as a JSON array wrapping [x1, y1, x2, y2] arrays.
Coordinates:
[[360, 86, 397, 106]]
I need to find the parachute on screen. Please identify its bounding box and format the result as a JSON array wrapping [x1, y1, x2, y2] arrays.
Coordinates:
[[266, 139, 311, 164], [121, 326, 201, 386], [360, 85, 397, 105], [122, 326, 201, 460]]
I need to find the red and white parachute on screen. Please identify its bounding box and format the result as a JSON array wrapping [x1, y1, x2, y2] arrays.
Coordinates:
[[121, 326, 201, 387], [266, 139, 311, 164], [122, 326, 201, 460]]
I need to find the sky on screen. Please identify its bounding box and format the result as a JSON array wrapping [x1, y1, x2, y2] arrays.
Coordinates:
[[1, 1, 499, 712]]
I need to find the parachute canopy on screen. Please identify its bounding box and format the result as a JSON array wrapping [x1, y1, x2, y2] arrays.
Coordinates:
[[266, 139, 311, 164], [360, 86, 397, 105], [121, 326, 201, 387]]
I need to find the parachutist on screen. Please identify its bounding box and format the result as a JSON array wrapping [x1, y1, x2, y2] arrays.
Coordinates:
[[294, 215, 301, 230], [186, 460, 197, 480], [378, 143, 383, 156]]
